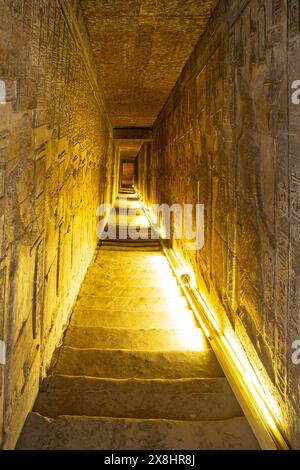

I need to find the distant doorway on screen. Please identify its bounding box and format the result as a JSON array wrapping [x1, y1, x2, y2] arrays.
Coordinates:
[[120, 161, 135, 188]]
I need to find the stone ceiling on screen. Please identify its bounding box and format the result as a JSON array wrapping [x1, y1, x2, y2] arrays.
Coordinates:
[[80, 0, 218, 128], [118, 141, 143, 159]]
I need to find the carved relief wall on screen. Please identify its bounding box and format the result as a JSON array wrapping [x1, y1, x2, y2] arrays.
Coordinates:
[[0, 0, 117, 448], [141, 0, 300, 448]]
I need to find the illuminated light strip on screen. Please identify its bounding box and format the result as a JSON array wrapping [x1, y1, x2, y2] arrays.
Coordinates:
[[162, 243, 289, 450], [132, 189, 289, 449]]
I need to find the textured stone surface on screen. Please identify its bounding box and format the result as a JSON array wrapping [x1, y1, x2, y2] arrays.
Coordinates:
[[18, 224, 258, 449], [33, 376, 243, 420], [71, 308, 196, 329], [18, 413, 259, 450], [0, 0, 117, 449], [136, 0, 300, 449], [54, 347, 223, 379], [64, 326, 209, 350], [80, 0, 219, 126], [3, 0, 299, 452]]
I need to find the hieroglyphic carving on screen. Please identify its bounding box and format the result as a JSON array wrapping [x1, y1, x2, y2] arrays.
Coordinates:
[[273, 0, 284, 24], [288, 0, 300, 40], [0, 267, 6, 390], [32, 241, 44, 340], [0, 0, 117, 449], [257, 5, 267, 61], [7, 115, 35, 245]]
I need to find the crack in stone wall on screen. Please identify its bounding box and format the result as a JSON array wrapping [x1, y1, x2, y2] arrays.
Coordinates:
[[0, 0, 117, 449], [137, 0, 300, 448]]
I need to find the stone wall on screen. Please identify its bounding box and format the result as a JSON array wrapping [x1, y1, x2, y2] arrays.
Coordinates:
[[0, 0, 117, 448], [138, 0, 300, 448]]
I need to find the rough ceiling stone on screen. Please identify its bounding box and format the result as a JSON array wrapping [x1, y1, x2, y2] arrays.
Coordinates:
[[80, 0, 218, 127]]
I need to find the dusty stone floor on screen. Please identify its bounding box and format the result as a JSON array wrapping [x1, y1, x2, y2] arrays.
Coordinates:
[[17, 193, 259, 450]]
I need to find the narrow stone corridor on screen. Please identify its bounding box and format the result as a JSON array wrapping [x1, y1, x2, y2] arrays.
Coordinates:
[[17, 193, 258, 449], [1, 0, 300, 452]]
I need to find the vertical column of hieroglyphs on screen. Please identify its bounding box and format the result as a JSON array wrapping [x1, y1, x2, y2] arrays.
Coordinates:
[[287, 0, 300, 443]]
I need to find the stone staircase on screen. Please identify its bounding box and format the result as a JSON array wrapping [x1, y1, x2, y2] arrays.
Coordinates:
[[17, 193, 259, 450]]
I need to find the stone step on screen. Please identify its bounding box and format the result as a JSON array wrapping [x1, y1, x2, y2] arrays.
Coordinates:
[[96, 250, 163, 260], [95, 250, 165, 260], [54, 347, 224, 379], [101, 244, 161, 253], [92, 262, 167, 273], [83, 270, 166, 289], [99, 246, 162, 252], [80, 276, 175, 288], [17, 413, 259, 450], [34, 376, 243, 420], [71, 308, 197, 329], [101, 242, 162, 252], [86, 266, 164, 278], [64, 326, 209, 350], [97, 249, 163, 256], [75, 295, 189, 312], [94, 256, 168, 268], [78, 285, 182, 300], [102, 246, 161, 253], [100, 237, 159, 243]]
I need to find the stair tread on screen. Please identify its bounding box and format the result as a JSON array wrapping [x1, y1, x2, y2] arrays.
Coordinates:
[[17, 413, 260, 450], [71, 308, 197, 328], [54, 347, 224, 379], [33, 375, 243, 420], [75, 295, 189, 312], [78, 286, 181, 299], [64, 326, 209, 350]]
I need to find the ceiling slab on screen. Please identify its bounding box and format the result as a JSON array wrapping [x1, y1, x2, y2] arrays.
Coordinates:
[[80, 0, 218, 127], [114, 127, 152, 141], [118, 140, 143, 159]]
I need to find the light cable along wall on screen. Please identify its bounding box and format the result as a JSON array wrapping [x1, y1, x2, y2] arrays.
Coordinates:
[[134, 188, 289, 451], [134, 0, 300, 450]]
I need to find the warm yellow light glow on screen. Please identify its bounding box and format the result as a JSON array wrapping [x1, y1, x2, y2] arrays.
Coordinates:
[[146, 256, 170, 268], [134, 193, 281, 441], [193, 290, 222, 334], [158, 280, 181, 296], [133, 189, 287, 448], [178, 328, 208, 351], [223, 331, 281, 425], [128, 215, 150, 229], [159, 226, 167, 239]]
